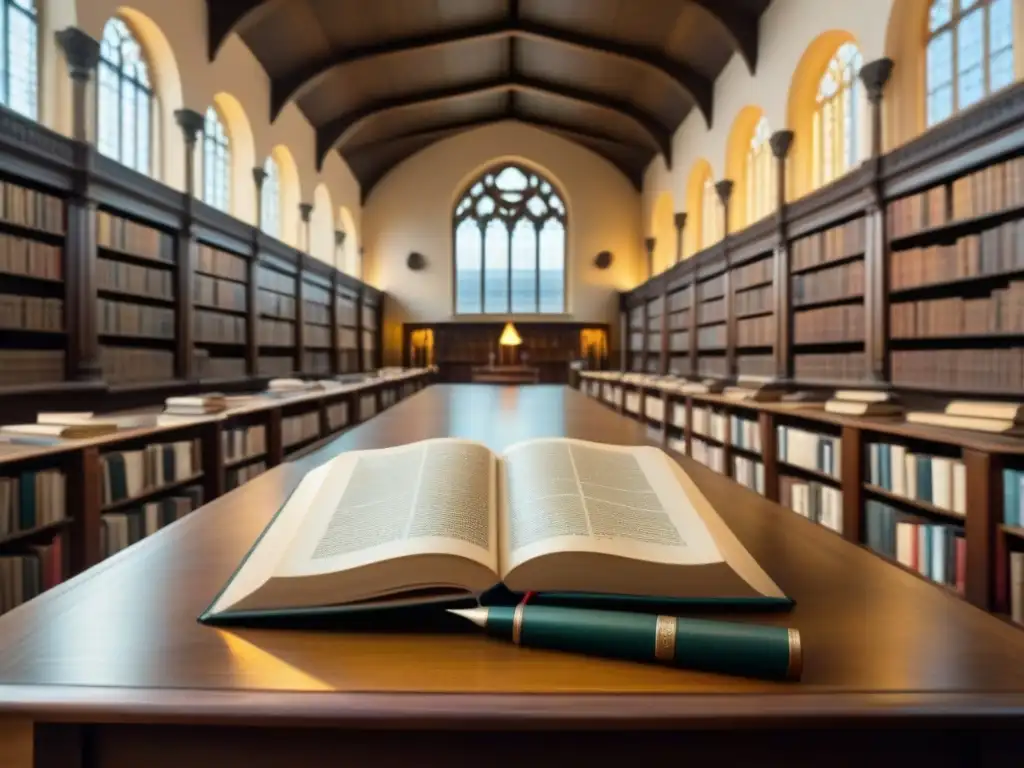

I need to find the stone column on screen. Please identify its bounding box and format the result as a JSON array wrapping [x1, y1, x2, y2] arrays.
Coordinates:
[[55, 28, 101, 381], [770, 130, 794, 381], [253, 167, 268, 229], [174, 109, 205, 381], [715, 180, 735, 379], [299, 202, 313, 253], [334, 229, 347, 272], [673, 212, 687, 264], [644, 237, 656, 280]]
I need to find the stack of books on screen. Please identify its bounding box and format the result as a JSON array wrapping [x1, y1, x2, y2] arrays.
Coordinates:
[[679, 378, 727, 395], [723, 377, 785, 402], [825, 390, 904, 417], [164, 394, 227, 417], [907, 401, 1024, 435], [775, 391, 830, 410], [0, 413, 120, 442]]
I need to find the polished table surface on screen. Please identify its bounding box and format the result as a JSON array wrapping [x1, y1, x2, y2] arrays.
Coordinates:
[[2, 384, 1024, 734]]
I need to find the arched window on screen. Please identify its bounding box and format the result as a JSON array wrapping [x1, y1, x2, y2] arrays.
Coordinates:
[[453, 163, 566, 314], [202, 106, 230, 212], [260, 155, 280, 238], [0, 0, 37, 119], [745, 117, 775, 224], [813, 42, 863, 189], [98, 17, 153, 175], [700, 175, 720, 249], [927, 0, 1014, 126]]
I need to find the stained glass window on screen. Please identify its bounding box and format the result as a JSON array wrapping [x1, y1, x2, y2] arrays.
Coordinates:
[[927, 0, 1014, 126], [813, 42, 863, 189], [745, 116, 775, 225], [260, 155, 280, 238], [453, 163, 566, 314], [98, 18, 152, 175], [0, 0, 37, 120], [202, 106, 231, 212]]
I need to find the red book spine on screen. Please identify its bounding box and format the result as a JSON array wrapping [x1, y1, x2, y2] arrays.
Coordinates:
[[910, 524, 919, 572]]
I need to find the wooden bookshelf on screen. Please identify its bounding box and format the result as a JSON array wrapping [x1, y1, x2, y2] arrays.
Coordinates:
[[0, 369, 433, 614], [577, 372, 1024, 629]]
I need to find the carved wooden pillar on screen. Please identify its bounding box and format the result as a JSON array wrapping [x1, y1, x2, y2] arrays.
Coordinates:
[[674, 212, 687, 264], [247, 167, 267, 377], [644, 237, 656, 279], [330, 229, 346, 375], [55, 27, 101, 382], [860, 58, 895, 384], [174, 108, 204, 381], [770, 129, 794, 381], [715, 180, 735, 379]]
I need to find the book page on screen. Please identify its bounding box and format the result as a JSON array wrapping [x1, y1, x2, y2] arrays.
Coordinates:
[[499, 438, 723, 576], [275, 438, 498, 579]]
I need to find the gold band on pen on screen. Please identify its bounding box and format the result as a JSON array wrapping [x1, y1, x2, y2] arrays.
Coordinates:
[[786, 628, 803, 681], [512, 603, 525, 645], [654, 615, 676, 662]]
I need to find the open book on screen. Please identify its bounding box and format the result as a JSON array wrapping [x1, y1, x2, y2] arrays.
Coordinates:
[[200, 438, 790, 623]]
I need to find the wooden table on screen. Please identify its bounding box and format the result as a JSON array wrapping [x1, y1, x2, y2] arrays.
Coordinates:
[[470, 365, 541, 384], [2, 385, 1024, 767]]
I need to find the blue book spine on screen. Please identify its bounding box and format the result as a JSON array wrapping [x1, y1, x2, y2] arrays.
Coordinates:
[[881, 444, 891, 490], [1005, 469, 1020, 527], [163, 445, 176, 485], [917, 456, 933, 504], [106, 454, 128, 503], [923, 525, 933, 580], [19, 471, 36, 530]]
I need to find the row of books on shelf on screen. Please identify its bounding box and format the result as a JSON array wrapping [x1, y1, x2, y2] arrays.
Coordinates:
[[892, 348, 1024, 394], [0, 469, 65, 538], [97, 211, 173, 263], [697, 325, 726, 349], [733, 455, 765, 494], [304, 351, 332, 375], [98, 256, 172, 299], [327, 401, 350, 431], [887, 156, 1024, 240], [692, 407, 726, 443], [0, 294, 62, 332], [196, 309, 245, 345], [99, 439, 200, 508], [0, 235, 61, 280], [0, 181, 64, 235], [792, 219, 864, 272], [101, 346, 173, 385], [890, 221, 1024, 291], [98, 299, 174, 339], [777, 425, 840, 478], [101, 487, 203, 559], [258, 266, 295, 295], [259, 318, 294, 346], [697, 298, 725, 325], [0, 349, 65, 386], [304, 325, 331, 348], [780, 476, 843, 534], [696, 275, 725, 301], [792, 260, 862, 306], [337, 298, 358, 327], [733, 258, 772, 291], [197, 244, 246, 283], [282, 412, 320, 449], [193, 351, 246, 381], [737, 354, 775, 379], [731, 416, 761, 453], [223, 425, 266, 463], [737, 316, 773, 347], [196, 274, 246, 313], [304, 301, 330, 326], [793, 303, 863, 344], [259, 290, 296, 320], [794, 351, 864, 381], [690, 438, 725, 473], [734, 284, 772, 316], [866, 443, 967, 515], [864, 501, 966, 594], [1004, 468, 1024, 528], [0, 539, 62, 615], [890, 281, 1024, 338]]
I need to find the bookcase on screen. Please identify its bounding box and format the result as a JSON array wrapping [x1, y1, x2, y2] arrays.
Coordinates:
[[695, 255, 728, 378], [0, 179, 66, 389], [0, 368, 434, 615], [0, 104, 384, 422], [665, 273, 691, 375], [578, 371, 1024, 631]]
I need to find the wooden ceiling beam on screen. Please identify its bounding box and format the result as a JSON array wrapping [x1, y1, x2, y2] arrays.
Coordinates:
[[271, 19, 712, 126], [206, 0, 289, 62], [315, 76, 672, 170], [686, 0, 760, 75]]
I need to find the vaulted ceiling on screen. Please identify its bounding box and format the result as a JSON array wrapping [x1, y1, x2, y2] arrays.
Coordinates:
[[207, 0, 771, 198]]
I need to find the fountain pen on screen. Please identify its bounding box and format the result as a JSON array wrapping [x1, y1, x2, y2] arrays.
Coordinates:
[[450, 604, 801, 681]]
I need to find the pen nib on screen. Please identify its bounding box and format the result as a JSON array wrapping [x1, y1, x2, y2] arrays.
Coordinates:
[[447, 607, 488, 628]]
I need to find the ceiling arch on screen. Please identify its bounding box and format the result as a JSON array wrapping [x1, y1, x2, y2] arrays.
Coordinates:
[[206, 0, 770, 195]]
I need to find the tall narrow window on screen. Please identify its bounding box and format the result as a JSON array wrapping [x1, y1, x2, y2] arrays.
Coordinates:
[[98, 18, 153, 175], [927, 0, 1014, 126], [260, 155, 280, 238], [202, 106, 231, 212], [813, 42, 863, 189], [745, 116, 775, 224], [0, 0, 37, 119], [700, 174, 720, 249], [453, 163, 567, 315]]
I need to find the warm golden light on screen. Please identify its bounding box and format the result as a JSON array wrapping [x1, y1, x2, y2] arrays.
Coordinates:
[[499, 322, 522, 347]]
